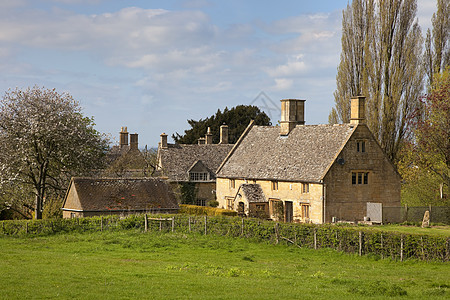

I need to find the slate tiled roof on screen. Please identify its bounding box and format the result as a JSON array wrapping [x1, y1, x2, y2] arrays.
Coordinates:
[[64, 177, 178, 211], [217, 124, 356, 182], [158, 144, 234, 181], [237, 184, 267, 203]]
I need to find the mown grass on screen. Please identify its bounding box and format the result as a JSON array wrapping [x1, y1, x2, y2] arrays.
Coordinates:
[[372, 224, 450, 237], [0, 230, 449, 299]]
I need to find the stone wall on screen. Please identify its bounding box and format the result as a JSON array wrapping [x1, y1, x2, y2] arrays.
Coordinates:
[[216, 177, 324, 223], [323, 124, 401, 223]]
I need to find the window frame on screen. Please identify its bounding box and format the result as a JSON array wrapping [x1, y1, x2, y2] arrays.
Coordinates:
[[302, 183, 309, 193], [271, 180, 278, 190], [352, 171, 369, 185], [357, 140, 366, 153], [189, 172, 209, 182]]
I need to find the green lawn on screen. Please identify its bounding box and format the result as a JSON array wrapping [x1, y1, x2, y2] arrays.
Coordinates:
[[372, 224, 450, 237], [0, 231, 449, 299]]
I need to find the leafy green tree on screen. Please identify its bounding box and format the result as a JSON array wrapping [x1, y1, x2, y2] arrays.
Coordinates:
[[172, 105, 271, 144], [413, 69, 449, 202], [0, 86, 109, 219], [424, 0, 449, 86], [329, 0, 424, 163]]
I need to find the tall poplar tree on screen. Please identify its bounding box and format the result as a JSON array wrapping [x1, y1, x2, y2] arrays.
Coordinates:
[[329, 0, 424, 162], [424, 0, 449, 86]]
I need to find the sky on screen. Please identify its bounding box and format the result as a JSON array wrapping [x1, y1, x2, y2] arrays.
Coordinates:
[[0, 0, 437, 147]]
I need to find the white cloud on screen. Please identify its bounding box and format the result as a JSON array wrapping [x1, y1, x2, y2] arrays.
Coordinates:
[[273, 78, 293, 90]]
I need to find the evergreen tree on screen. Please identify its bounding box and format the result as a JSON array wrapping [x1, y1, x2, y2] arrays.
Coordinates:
[[172, 105, 271, 144]]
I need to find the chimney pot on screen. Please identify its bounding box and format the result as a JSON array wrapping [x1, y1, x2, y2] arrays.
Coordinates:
[[205, 127, 213, 144], [350, 96, 366, 124], [130, 133, 138, 150], [160, 133, 168, 149], [280, 99, 305, 135], [219, 124, 229, 144], [120, 126, 129, 148]]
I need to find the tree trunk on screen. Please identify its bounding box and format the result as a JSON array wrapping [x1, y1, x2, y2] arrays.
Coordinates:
[[35, 194, 42, 219]]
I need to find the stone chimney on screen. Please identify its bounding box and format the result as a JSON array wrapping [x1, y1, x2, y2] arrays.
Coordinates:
[[350, 96, 366, 125], [120, 127, 129, 148], [219, 124, 228, 144], [205, 127, 213, 145], [280, 99, 305, 135], [160, 133, 168, 149], [130, 133, 138, 150], [198, 137, 206, 145]]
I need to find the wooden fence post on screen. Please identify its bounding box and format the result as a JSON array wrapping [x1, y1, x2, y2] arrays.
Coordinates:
[[276, 223, 280, 244], [144, 214, 148, 232], [172, 217, 175, 233], [380, 233, 383, 259], [204, 216, 207, 235], [159, 220, 162, 232], [101, 216, 103, 232], [188, 217, 191, 233], [359, 231, 362, 256], [241, 218, 244, 236], [26, 222, 28, 234], [313, 228, 317, 250], [400, 235, 404, 262]]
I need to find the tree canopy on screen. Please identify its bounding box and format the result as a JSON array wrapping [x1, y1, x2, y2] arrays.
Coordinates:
[[329, 0, 424, 163], [172, 105, 271, 144], [0, 86, 109, 219]]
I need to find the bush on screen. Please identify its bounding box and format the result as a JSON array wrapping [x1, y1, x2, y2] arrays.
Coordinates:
[[179, 204, 237, 216]]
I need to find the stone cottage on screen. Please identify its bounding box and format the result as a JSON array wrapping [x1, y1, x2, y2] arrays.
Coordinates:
[[61, 177, 178, 218], [216, 97, 401, 223], [156, 126, 234, 206]]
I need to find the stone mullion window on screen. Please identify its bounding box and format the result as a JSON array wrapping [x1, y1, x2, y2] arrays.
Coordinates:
[[352, 172, 369, 185]]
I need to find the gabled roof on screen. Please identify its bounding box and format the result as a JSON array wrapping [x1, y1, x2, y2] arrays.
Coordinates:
[[236, 184, 267, 203], [188, 160, 210, 173], [158, 144, 234, 181], [217, 124, 356, 182], [62, 177, 178, 212]]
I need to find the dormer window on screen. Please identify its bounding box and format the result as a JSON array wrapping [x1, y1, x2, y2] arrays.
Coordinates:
[[189, 172, 209, 181], [187, 160, 210, 182], [357, 140, 366, 153]]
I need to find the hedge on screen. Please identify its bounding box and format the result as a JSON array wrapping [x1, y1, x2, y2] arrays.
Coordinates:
[[0, 215, 448, 262]]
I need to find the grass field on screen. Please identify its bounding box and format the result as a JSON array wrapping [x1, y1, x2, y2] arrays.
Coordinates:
[[0, 231, 449, 299]]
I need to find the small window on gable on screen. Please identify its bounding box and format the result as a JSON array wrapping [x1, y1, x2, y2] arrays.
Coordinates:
[[357, 140, 366, 153], [229, 179, 235, 189], [271, 181, 278, 190], [352, 172, 369, 185], [302, 183, 309, 193]]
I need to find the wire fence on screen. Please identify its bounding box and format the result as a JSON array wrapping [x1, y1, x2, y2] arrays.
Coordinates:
[[1, 214, 449, 262]]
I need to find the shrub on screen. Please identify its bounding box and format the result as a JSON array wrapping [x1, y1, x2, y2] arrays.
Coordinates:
[[179, 204, 237, 216]]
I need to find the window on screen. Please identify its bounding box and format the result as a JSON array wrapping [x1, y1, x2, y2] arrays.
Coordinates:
[[302, 183, 309, 193], [196, 199, 206, 206], [301, 204, 310, 219], [189, 172, 208, 181], [352, 172, 369, 185], [357, 140, 366, 153], [271, 181, 278, 190], [229, 179, 235, 189], [70, 212, 76, 219], [226, 197, 234, 210]]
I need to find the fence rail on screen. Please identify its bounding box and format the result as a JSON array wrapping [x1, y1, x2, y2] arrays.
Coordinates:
[[1, 215, 448, 262]]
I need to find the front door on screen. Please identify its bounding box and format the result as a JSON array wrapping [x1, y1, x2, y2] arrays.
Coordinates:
[[238, 202, 245, 216], [284, 201, 293, 223]]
